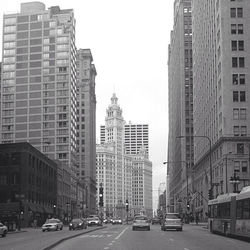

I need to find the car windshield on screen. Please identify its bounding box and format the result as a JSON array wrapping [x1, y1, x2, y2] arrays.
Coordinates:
[[135, 216, 147, 221], [87, 217, 99, 221], [165, 214, 180, 219], [46, 219, 59, 223], [72, 219, 81, 222]]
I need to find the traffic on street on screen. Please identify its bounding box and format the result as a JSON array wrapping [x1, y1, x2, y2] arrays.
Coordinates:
[[0, 222, 249, 250]]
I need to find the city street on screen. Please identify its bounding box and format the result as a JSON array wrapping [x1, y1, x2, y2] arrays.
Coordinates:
[[52, 224, 248, 250], [0, 223, 249, 250]]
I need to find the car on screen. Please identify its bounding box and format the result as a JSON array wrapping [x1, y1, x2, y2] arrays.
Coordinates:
[[132, 215, 150, 231], [112, 218, 122, 225], [151, 217, 161, 224], [41, 218, 63, 232], [161, 213, 183, 231], [69, 218, 87, 230], [86, 216, 102, 226], [0, 223, 7, 237]]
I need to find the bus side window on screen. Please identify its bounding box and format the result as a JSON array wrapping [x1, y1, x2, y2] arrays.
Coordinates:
[[242, 198, 250, 219], [236, 200, 243, 219]]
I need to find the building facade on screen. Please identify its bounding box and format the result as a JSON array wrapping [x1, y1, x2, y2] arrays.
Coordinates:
[[76, 49, 97, 216], [0, 142, 57, 229], [0, 2, 83, 217], [167, 0, 194, 215], [191, 0, 250, 220], [124, 123, 149, 158]]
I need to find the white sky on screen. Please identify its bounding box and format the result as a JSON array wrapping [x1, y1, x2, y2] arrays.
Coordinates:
[[0, 0, 174, 211]]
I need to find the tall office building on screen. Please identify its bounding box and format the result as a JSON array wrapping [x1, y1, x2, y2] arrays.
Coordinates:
[[167, 0, 193, 214], [124, 122, 149, 158], [1, 1, 77, 169], [192, 0, 250, 219], [76, 48, 97, 215], [0, 2, 80, 215]]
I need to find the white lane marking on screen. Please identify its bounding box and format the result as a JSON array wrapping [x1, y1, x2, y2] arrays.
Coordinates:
[[184, 248, 190, 250], [115, 227, 128, 240], [107, 235, 112, 237], [169, 238, 174, 242], [104, 247, 109, 250], [108, 243, 113, 245]]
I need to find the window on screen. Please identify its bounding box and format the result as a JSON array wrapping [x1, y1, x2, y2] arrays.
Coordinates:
[[232, 57, 238, 67], [242, 161, 248, 173], [237, 8, 243, 18], [232, 74, 238, 85], [231, 41, 237, 51], [234, 161, 240, 172], [238, 41, 244, 51], [234, 126, 240, 136], [240, 91, 246, 102], [233, 91, 238, 102], [230, 8, 236, 18], [240, 108, 246, 119], [233, 108, 239, 119], [239, 57, 245, 68], [237, 143, 244, 154], [231, 24, 237, 34], [239, 74, 245, 85], [241, 126, 247, 136], [238, 24, 243, 34]]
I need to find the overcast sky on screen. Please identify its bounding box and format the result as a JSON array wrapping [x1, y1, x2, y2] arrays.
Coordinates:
[[0, 0, 174, 211]]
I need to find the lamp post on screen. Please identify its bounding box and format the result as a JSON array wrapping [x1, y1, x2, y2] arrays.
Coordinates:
[[177, 135, 213, 199]]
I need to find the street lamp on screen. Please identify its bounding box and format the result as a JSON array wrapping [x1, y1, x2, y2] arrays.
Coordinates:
[[53, 204, 56, 218], [177, 135, 213, 199]]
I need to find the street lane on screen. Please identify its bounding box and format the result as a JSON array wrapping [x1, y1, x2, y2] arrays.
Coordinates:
[[53, 224, 250, 250]]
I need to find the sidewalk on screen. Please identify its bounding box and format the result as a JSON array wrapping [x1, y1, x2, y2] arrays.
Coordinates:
[[188, 222, 208, 229]]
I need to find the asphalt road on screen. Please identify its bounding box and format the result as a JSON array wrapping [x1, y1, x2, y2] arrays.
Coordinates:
[[52, 224, 249, 250]]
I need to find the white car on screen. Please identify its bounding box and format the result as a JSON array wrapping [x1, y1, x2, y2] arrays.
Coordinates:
[[86, 217, 102, 226], [132, 215, 150, 231], [42, 218, 63, 232], [161, 213, 183, 231], [0, 223, 7, 237]]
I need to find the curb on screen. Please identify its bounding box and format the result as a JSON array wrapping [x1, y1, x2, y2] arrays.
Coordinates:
[[42, 226, 107, 250]]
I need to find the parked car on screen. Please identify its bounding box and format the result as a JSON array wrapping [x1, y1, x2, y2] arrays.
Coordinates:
[[112, 218, 122, 225], [42, 218, 63, 232], [69, 218, 87, 230], [0, 223, 7, 237], [161, 213, 183, 231], [86, 216, 102, 226], [132, 215, 150, 231]]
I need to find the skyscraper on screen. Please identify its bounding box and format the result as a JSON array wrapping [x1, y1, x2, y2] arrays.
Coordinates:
[[1, 1, 77, 170], [167, 0, 193, 214], [76, 48, 97, 215], [0, 2, 80, 216]]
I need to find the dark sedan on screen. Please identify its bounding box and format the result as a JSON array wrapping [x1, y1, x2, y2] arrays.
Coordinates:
[[69, 218, 87, 230]]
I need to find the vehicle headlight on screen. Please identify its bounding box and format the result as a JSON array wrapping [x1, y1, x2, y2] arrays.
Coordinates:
[[79, 223, 82, 225], [69, 223, 72, 226]]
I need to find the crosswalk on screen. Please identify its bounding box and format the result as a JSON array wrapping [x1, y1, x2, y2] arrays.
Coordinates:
[[79, 234, 113, 238]]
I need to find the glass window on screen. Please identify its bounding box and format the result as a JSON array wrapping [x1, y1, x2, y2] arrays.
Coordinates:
[[231, 40, 237, 51], [237, 143, 244, 154], [231, 24, 237, 34], [232, 74, 238, 85], [238, 41, 244, 51], [240, 91, 245, 102], [239, 57, 245, 68], [242, 162, 248, 173], [4, 17, 16, 25], [230, 8, 236, 18], [238, 24, 243, 34], [239, 74, 245, 85], [233, 91, 238, 102], [4, 25, 16, 33], [237, 8, 243, 18], [241, 126, 247, 136], [239, 108, 246, 120], [234, 126, 240, 136], [232, 57, 238, 67]]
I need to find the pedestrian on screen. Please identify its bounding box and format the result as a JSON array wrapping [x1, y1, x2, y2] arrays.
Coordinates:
[[33, 219, 37, 229], [195, 213, 199, 225]]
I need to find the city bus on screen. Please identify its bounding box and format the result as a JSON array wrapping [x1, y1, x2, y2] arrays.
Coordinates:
[[208, 186, 250, 241]]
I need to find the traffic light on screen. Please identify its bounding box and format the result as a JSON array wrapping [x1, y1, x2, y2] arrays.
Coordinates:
[[125, 199, 128, 212], [187, 201, 190, 210], [208, 189, 213, 200], [99, 186, 104, 207]]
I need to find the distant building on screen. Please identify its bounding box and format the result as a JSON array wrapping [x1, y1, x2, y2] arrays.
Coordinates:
[[97, 94, 152, 218], [124, 123, 149, 158]]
